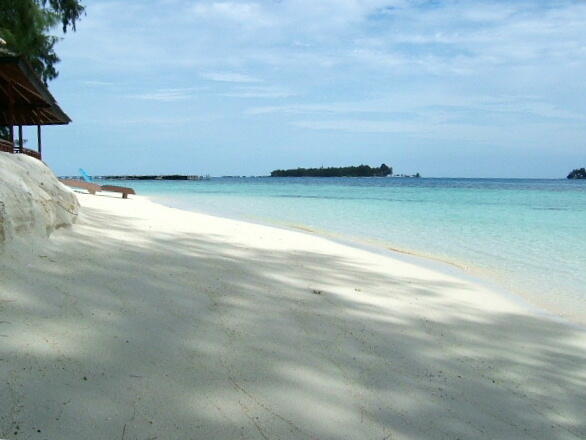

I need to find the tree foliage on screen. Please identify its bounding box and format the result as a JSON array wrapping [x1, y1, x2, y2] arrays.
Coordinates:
[[567, 168, 586, 179], [0, 0, 84, 83], [41, 0, 85, 32], [271, 164, 393, 178]]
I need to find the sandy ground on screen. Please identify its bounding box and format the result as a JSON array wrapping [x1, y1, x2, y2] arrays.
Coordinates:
[[1, 193, 585, 440]]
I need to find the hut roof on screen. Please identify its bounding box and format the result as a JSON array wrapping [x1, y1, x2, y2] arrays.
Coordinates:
[[0, 50, 71, 126]]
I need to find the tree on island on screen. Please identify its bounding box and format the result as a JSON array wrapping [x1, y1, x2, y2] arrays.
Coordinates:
[[0, 0, 85, 84], [567, 168, 586, 179], [271, 163, 393, 177]]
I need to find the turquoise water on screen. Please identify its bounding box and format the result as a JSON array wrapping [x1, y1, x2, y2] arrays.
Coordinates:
[[99, 177, 586, 320]]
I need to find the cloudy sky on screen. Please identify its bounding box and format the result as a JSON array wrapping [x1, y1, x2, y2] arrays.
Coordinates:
[[40, 0, 586, 177]]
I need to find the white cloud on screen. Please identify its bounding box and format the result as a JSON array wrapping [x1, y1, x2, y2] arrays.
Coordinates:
[[81, 80, 115, 87], [247, 93, 586, 123], [290, 117, 582, 150], [191, 2, 273, 27], [222, 85, 295, 98], [246, 101, 382, 115], [108, 115, 216, 126], [128, 88, 203, 101], [293, 119, 419, 133], [200, 72, 261, 83], [62, 0, 586, 79]]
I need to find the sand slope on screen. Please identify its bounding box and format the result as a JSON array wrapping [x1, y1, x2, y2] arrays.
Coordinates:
[[0, 193, 584, 439]]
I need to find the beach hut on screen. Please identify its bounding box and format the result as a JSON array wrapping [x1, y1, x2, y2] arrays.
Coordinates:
[[0, 47, 71, 160]]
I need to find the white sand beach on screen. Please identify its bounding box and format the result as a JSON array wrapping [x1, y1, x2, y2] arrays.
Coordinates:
[[1, 191, 585, 439]]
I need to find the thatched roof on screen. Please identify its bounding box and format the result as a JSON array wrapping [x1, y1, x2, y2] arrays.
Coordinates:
[[0, 49, 71, 126]]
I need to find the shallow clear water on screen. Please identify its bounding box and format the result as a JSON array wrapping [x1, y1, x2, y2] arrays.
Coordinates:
[[99, 177, 586, 319]]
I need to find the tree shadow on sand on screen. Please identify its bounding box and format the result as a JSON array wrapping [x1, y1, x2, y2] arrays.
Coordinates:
[[0, 204, 585, 439]]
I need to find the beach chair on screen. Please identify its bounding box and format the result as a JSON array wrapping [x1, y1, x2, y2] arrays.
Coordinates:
[[100, 185, 136, 199], [59, 178, 101, 195], [59, 179, 135, 199]]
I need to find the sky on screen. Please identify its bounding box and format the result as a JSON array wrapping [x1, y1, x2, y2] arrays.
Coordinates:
[[37, 0, 586, 177]]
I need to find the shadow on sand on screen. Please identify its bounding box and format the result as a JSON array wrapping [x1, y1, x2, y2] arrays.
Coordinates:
[[0, 204, 585, 439]]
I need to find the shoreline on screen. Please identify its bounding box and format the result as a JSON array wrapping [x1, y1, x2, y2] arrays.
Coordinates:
[[147, 193, 586, 330]]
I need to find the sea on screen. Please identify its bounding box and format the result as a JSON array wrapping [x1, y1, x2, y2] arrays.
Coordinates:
[[98, 176, 586, 323]]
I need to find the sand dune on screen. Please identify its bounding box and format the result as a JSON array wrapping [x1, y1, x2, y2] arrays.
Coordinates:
[[1, 193, 584, 439]]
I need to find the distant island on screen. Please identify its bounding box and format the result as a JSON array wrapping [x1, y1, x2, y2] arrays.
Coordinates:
[[271, 163, 393, 177], [567, 168, 586, 179]]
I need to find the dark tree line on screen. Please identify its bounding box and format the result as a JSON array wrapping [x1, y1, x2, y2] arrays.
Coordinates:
[[271, 163, 393, 177], [567, 168, 586, 179]]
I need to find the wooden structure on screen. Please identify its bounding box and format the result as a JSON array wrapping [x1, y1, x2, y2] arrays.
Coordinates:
[[59, 179, 136, 199], [0, 48, 71, 160], [101, 185, 136, 199], [59, 179, 101, 195]]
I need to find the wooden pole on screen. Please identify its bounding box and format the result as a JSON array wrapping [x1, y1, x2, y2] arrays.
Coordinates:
[[18, 125, 23, 153], [8, 126, 14, 153], [37, 125, 42, 158]]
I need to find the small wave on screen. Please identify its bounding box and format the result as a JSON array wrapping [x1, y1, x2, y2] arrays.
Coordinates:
[[275, 194, 428, 203]]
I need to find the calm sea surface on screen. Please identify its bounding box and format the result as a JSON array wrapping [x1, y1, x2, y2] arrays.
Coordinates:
[[99, 177, 586, 321]]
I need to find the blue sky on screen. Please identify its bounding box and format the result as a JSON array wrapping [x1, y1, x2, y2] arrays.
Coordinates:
[[38, 0, 586, 177]]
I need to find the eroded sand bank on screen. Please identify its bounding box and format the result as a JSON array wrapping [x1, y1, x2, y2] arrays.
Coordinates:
[[1, 193, 585, 439]]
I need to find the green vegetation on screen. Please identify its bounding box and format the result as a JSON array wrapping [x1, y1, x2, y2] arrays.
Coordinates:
[[0, 0, 85, 83], [567, 168, 586, 179], [0, 0, 83, 139], [271, 163, 393, 177]]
